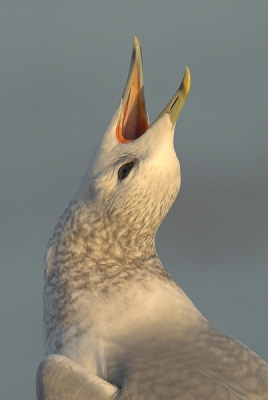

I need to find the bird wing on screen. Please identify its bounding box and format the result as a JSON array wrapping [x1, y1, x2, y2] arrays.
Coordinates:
[[36, 354, 119, 400]]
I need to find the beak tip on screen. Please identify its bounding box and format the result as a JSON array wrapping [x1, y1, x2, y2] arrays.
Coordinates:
[[181, 66, 191, 100], [133, 36, 141, 51], [131, 37, 143, 66]]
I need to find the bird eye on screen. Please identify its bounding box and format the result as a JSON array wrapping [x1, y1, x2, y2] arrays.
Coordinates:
[[118, 161, 135, 180]]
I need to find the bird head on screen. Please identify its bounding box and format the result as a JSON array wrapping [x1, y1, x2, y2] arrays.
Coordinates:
[[69, 37, 190, 260]]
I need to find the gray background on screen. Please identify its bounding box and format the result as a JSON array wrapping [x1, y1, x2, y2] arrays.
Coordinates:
[[0, 1, 267, 399]]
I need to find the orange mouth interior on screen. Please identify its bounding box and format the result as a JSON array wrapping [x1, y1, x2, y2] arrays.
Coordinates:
[[116, 69, 149, 143]]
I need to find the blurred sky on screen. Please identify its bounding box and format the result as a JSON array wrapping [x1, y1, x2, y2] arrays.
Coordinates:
[[0, 1, 267, 399]]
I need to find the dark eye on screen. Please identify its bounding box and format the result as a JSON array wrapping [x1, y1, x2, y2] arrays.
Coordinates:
[[118, 161, 134, 180]]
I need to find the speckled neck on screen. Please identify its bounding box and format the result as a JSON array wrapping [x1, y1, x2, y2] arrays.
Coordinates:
[[43, 198, 174, 353], [47, 197, 161, 267]]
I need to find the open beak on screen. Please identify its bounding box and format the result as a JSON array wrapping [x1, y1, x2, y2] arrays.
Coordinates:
[[116, 37, 191, 144]]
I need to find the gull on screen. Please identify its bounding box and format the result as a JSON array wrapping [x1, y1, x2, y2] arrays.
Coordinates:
[[36, 37, 268, 399]]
